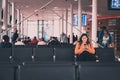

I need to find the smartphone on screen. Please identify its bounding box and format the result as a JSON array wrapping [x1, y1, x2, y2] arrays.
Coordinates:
[[84, 44, 87, 49]]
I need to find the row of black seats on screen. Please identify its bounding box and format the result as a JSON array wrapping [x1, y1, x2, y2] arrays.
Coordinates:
[[0, 62, 120, 80], [13, 44, 74, 48], [0, 47, 115, 63], [0, 47, 75, 63]]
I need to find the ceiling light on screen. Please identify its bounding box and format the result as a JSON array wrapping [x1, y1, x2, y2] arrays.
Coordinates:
[[74, 0, 78, 1], [26, 6, 29, 8], [34, 10, 38, 12], [54, 7, 58, 9]]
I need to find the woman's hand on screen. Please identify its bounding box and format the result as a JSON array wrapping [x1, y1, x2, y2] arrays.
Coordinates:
[[85, 46, 90, 52], [85, 44, 95, 54]]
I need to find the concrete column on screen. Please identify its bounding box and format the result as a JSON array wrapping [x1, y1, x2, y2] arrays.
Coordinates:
[[78, 0, 82, 36], [65, 8, 68, 36], [11, 2, 15, 32], [92, 0, 97, 47], [20, 14, 23, 35], [59, 18, 61, 36], [26, 20, 28, 36], [17, 9, 20, 33], [41, 20, 44, 39], [37, 20, 39, 39], [0, 0, 2, 20], [24, 19, 28, 36], [52, 20, 54, 36], [2, 0, 8, 30], [61, 13, 64, 33], [7, 2, 10, 25], [70, 4, 73, 44]]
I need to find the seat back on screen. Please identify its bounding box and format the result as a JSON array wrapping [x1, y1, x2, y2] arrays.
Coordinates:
[[0, 48, 12, 62], [34, 47, 54, 62], [0, 63, 15, 80], [95, 48, 115, 62], [13, 45, 25, 48], [18, 64, 76, 80], [25, 44, 37, 48], [78, 62, 120, 80], [55, 47, 75, 62], [13, 48, 33, 63], [36, 45, 48, 48]]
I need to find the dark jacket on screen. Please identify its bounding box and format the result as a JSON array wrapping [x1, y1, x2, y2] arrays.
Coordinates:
[[0, 42, 12, 48], [12, 32, 18, 43]]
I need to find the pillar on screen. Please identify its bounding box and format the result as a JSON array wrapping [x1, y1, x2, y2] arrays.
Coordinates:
[[78, 0, 82, 36], [20, 14, 23, 35], [2, 0, 8, 30], [17, 9, 20, 33], [11, 2, 15, 32], [92, 0, 97, 47], [70, 4, 73, 44], [65, 8, 68, 36]]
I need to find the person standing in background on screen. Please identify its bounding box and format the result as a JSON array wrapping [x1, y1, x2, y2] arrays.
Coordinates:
[[60, 32, 67, 43], [12, 28, 18, 44]]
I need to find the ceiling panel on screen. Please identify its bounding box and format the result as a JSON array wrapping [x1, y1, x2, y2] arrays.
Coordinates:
[[8, 0, 120, 20]]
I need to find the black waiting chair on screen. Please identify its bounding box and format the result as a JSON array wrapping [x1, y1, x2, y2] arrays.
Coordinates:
[[0, 63, 16, 80], [34, 47, 54, 62], [54, 47, 75, 63], [78, 62, 120, 80], [25, 44, 37, 48], [17, 63, 76, 80], [95, 48, 115, 62], [0, 48, 12, 62], [13, 45, 25, 48], [13, 48, 33, 63], [36, 45, 48, 48]]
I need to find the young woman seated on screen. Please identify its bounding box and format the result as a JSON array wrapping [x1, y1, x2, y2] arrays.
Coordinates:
[[74, 33, 96, 61]]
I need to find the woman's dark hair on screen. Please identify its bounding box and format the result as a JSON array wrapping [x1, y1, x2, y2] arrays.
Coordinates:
[[78, 33, 90, 45], [103, 30, 109, 35]]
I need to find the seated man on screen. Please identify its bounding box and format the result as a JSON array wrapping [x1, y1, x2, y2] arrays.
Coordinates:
[[0, 35, 12, 48]]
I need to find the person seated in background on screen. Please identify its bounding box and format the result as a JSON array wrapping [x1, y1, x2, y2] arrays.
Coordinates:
[[37, 38, 47, 45], [48, 37, 60, 46], [101, 30, 112, 48], [15, 38, 25, 45], [0, 35, 12, 48], [98, 26, 112, 48], [23, 36, 31, 44], [74, 33, 96, 61], [30, 36, 38, 45], [98, 26, 107, 41]]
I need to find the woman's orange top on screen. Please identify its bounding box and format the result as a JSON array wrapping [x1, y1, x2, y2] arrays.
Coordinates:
[[74, 42, 95, 55]]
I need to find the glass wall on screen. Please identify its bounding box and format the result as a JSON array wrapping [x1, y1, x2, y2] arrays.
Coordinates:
[[27, 20, 55, 41], [27, 20, 37, 39]]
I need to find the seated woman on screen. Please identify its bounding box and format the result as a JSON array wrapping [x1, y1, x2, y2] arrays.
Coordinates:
[[74, 33, 96, 61], [101, 30, 112, 48]]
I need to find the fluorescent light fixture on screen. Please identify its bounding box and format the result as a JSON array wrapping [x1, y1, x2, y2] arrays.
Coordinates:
[[74, 0, 78, 1]]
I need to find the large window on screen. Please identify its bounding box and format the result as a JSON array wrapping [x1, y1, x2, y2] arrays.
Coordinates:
[[27, 20, 54, 41], [27, 20, 37, 39]]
